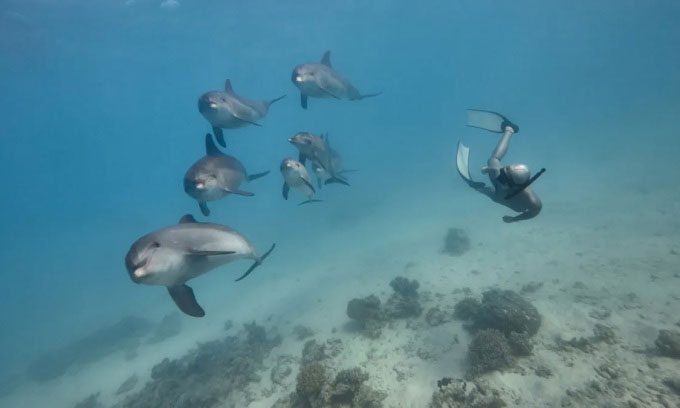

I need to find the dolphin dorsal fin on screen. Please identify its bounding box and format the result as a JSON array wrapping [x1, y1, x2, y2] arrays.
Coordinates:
[[179, 214, 198, 224], [224, 79, 234, 94], [205, 133, 222, 156], [320, 51, 332, 67]]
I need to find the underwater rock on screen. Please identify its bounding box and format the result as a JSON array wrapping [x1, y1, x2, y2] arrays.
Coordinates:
[[466, 329, 513, 377], [425, 307, 452, 327], [347, 295, 385, 338], [302, 339, 329, 365], [224, 320, 234, 331], [474, 290, 541, 336], [663, 377, 680, 395], [147, 313, 182, 344], [292, 325, 314, 341], [115, 374, 138, 395], [453, 297, 482, 320], [385, 277, 422, 319], [442, 228, 471, 256], [74, 392, 103, 408], [507, 331, 533, 356], [656, 330, 680, 358], [534, 365, 553, 378], [430, 378, 506, 408], [28, 315, 152, 382], [115, 322, 280, 408]]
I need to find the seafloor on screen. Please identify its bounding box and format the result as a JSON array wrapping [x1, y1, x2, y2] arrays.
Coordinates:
[[2, 148, 680, 408]]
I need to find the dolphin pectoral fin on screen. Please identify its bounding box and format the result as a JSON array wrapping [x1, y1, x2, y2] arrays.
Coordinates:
[[319, 87, 340, 99], [179, 214, 198, 224], [298, 199, 323, 206], [358, 92, 381, 100], [167, 285, 205, 317], [301, 178, 316, 193], [247, 171, 270, 182], [282, 183, 290, 200], [300, 94, 308, 109], [205, 133, 222, 156], [316, 177, 322, 189], [235, 243, 276, 282], [325, 176, 350, 187], [268, 95, 286, 106], [223, 187, 254, 196], [186, 249, 236, 256], [199, 201, 210, 216], [212, 127, 226, 148]]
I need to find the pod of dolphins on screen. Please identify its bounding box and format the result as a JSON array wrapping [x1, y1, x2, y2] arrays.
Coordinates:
[[126, 51, 376, 317]]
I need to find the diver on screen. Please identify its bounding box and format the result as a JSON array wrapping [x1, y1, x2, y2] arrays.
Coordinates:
[[456, 109, 544, 223]]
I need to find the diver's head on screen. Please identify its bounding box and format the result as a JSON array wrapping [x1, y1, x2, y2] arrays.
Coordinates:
[[497, 164, 530, 187]]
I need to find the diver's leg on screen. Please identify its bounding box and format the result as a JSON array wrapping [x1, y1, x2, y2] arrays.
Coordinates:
[[491, 127, 515, 162]]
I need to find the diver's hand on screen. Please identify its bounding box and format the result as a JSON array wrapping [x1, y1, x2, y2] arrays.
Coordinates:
[[502, 215, 516, 223]]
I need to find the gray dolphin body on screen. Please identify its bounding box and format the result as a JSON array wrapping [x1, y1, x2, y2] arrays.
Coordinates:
[[280, 158, 320, 205], [184, 134, 270, 216], [125, 214, 276, 317], [198, 79, 285, 147], [291, 51, 379, 109], [288, 132, 350, 186]]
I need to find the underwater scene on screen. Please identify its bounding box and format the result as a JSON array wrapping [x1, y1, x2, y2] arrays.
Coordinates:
[[1, 0, 680, 407]]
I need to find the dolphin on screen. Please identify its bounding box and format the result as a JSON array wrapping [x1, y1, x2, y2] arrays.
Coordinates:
[[291, 51, 380, 109], [184, 134, 270, 216], [125, 214, 276, 317], [198, 79, 285, 147], [280, 158, 321, 205], [288, 132, 350, 186]]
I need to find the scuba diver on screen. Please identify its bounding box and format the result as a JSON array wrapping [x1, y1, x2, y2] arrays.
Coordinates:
[[456, 109, 544, 223]]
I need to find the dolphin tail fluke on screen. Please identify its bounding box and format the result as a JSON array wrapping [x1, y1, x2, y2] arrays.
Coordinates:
[[298, 199, 323, 206], [235, 243, 276, 282], [268, 95, 286, 106], [300, 94, 308, 109], [212, 127, 226, 147], [247, 171, 270, 182], [199, 201, 210, 216], [168, 285, 205, 317], [325, 176, 350, 187], [358, 92, 381, 100]]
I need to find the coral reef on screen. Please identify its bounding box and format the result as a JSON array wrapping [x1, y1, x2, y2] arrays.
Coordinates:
[[474, 290, 541, 336], [74, 393, 103, 408], [28, 316, 152, 382], [346, 295, 385, 338], [111, 322, 281, 408], [425, 307, 452, 327], [430, 378, 506, 408], [296, 363, 328, 399], [507, 331, 533, 356], [271, 355, 296, 387], [384, 277, 422, 319], [655, 330, 680, 358], [442, 228, 471, 256], [453, 297, 481, 320], [466, 329, 513, 377], [115, 374, 138, 395], [147, 313, 182, 344], [293, 325, 315, 341]]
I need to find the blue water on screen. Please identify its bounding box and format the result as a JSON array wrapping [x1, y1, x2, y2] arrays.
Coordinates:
[[1, 0, 680, 403]]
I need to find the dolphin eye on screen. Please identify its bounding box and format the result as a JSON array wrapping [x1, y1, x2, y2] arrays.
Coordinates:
[[150, 241, 160, 249]]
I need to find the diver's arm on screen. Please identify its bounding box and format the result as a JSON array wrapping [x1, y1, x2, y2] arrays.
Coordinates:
[[490, 127, 515, 162]]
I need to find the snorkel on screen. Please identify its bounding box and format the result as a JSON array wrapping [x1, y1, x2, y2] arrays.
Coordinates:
[[504, 168, 546, 200]]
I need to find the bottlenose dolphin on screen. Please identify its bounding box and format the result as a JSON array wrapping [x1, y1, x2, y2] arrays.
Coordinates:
[[184, 134, 270, 216], [291, 51, 379, 109], [288, 132, 350, 186], [198, 79, 285, 147], [280, 158, 321, 205], [125, 214, 276, 317]]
